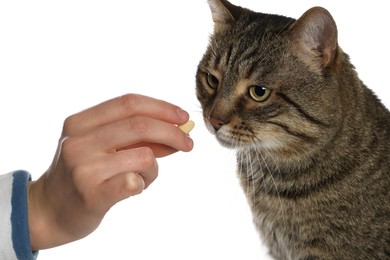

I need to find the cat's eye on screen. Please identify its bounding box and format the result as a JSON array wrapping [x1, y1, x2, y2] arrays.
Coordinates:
[[248, 85, 271, 102], [206, 73, 219, 89]]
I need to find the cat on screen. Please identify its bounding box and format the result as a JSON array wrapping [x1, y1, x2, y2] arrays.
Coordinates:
[[196, 0, 390, 259]]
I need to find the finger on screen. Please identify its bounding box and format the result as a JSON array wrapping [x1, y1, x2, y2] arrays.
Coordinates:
[[118, 142, 180, 158], [98, 147, 158, 186], [90, 116, 194, 153], [98, 149, 159, 205], [63, 94, 189, 135], [96, 172, 145, 209], [72, 146, 158, 186]]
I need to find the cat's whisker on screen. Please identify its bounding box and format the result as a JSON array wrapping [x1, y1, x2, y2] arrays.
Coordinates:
[[191, 110, 204, 114], [245, 149, 257, 206], [253, 142, 288, 229], [243, 150, 251, 200]]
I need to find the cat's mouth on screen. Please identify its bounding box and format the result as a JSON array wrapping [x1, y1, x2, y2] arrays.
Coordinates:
[[215, 130, 242, 148], [206, 121, 256, 149], [206, 121, 284, 151]]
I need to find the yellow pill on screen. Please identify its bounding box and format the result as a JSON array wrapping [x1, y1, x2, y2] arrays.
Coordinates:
[[178, 120, 195, 135]]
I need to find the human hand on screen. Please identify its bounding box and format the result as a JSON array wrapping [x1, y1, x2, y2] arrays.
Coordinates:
[[27, 94, 194, 250]]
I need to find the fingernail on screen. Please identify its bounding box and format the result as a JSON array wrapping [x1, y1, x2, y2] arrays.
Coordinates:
[[177, 108, 189, 121], [185, 135, 194, 150], [138, 174, 146, 190]]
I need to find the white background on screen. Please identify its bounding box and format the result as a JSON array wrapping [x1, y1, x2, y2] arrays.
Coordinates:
[[0, 1, 389, 259]]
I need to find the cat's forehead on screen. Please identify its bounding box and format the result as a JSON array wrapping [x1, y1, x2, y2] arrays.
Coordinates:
[[207, 12, 295, 79], [207, 36, 280, 84], [223, 11, 295, 42]]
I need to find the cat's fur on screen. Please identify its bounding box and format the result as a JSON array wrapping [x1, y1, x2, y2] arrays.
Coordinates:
[[196, 0, 390, 259]]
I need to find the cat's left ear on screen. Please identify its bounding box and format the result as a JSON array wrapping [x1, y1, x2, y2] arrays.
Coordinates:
[[207, 0, 243, 32], [288, 7, 340, 70]]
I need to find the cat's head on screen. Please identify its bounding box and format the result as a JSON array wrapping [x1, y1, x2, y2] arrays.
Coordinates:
[[196, 0, 344, 161]]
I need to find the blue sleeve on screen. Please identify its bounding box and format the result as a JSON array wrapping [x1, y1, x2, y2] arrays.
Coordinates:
[[0, 170, 38, 259]]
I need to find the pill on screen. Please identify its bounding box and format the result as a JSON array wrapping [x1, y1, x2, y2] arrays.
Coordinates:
[[178, 120, 195, 135]]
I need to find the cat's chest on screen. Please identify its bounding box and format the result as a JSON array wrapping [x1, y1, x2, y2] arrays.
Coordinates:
[[236, 157, 329, 247], [247, 191, 330, 259]]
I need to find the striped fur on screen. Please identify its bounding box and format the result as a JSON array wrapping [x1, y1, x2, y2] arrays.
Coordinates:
[[196, 1, 390, 259]]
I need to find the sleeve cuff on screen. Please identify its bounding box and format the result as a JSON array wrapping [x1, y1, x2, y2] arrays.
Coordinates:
[[11, 170, 38, 259]]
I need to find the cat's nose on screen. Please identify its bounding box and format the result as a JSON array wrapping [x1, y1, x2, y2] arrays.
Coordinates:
[[209, 116, 228, 131]]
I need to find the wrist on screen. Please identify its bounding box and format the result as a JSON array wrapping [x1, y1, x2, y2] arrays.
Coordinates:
[[27, 180, 49, 250], [27, 178, 67, 250]]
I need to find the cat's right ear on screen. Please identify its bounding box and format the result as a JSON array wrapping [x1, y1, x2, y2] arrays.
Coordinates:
[[288, 7, 341, 72], [207, 0, 243, 32]]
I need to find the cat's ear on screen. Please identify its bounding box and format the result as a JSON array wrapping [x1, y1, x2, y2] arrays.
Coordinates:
[[288, 7, 340, 70], [207, 0, 243, 32]]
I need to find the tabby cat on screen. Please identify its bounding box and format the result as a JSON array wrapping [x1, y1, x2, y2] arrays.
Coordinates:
[[196, 0, 390, 259]]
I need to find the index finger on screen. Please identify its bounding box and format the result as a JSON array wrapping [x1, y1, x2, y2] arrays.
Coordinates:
[[64, 93, 189, 135]]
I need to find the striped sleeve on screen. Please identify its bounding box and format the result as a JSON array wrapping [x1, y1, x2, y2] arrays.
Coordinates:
[[0, 170, 38, 259]]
